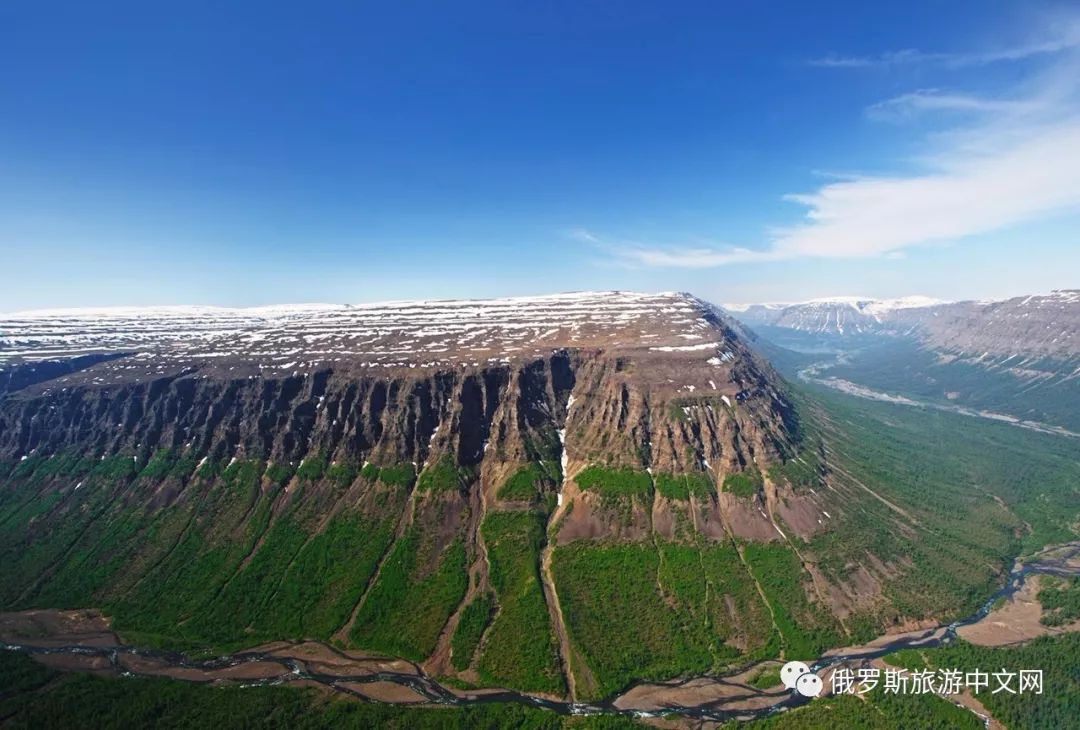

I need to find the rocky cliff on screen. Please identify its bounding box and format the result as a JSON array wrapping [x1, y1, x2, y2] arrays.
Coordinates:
[[1, 292, 799, 487]]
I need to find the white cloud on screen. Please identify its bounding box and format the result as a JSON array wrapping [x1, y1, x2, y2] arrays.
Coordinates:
[[809, 49, 950, 69], [569, 229, 776, 267], [592, 20, 1080, 270], [771, 120, 1080, 259], [601, 244, 781, 268], [808, 19, 1080, 69], [866, 89, 1040, 121], [605, 118, 1080, 268], [567, 228, 602, 244]]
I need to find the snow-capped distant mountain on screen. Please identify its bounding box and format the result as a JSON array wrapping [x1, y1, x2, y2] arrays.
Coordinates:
[[909, 290, 1080, 360], [729, 290, 1080, 434], [726, 290, 1080, 358], [725, 296, 949, 336]]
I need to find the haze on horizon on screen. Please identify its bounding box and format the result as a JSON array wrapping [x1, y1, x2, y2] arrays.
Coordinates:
[[2, 1, 1078, 311]]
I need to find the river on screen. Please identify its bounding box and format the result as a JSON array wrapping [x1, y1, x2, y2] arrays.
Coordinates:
[[796, 359, 1080, 440], [5, 542, 1078, 724]]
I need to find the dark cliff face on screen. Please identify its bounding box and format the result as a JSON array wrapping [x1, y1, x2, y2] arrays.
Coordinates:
[[0, 292, 801, 493], [0, 345, 795, 496]]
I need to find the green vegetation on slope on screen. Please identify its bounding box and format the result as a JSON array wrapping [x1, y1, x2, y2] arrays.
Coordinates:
[[698, 543, 779, 658], [654, 472, 714, 500], [721, 469, 763, 498], [1038, 576, 1080, 626], [552, 542, 705, 699], [551, 539, 776, 700], [360, 462, 416, 488], [497, 462, 559, 502], [0, 454, 145, 608], [880, 634, 1080, 730], [349, 530, 469, 661], [796, 385, 1080, 636], [741, 542, 842, 658], [450, 592, 494, 671], [657, 540, 779, 663], [0, 455, 412, 654], [296, 455, 328, 481], [260, 510, 397, 639], [574, 467, 651, 500], [573, 466, 653, 525], [476, 510, 565, 694], [417, 458, 473, 493]]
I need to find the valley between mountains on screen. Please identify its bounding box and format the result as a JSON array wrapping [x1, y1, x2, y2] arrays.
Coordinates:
[[1, 291, 1078, 714]]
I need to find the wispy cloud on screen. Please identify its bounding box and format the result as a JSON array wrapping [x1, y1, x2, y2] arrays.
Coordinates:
[[808, 19, 1080, 69], [770, 120, 1080, 259], [589, 22, 1080, 270], [575, 234, 782, 268], [809, 49, 950, 69], [866, 89, 1040, 121], [598, 117, 1080, 268]]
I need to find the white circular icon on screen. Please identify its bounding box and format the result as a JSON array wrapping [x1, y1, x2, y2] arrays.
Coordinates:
[[795, 672, 823, 697], [780, 660, 810, 689]]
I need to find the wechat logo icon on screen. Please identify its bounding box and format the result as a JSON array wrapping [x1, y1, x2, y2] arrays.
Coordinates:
[[781, 660, 823, 698]]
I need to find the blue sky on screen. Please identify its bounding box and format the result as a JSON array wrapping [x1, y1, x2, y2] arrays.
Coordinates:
[[2, 0, 1078, 310]]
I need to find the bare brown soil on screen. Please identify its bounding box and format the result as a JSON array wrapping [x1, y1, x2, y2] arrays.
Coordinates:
[[821, 626, 947, 659], [612, 676, 785, 714], [717, 495, 778, 542], [254, 640, 419, 676], [117, 654, 290, 682], [958, 574, 1080, 646], [338, 680, 429, 703]]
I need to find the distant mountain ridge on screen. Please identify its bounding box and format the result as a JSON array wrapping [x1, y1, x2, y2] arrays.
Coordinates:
[[727, 290, 1080, 359], [725, 296, 949, 337], [728, 289, 1080, 433]]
